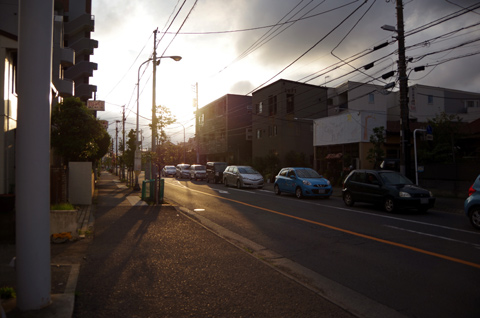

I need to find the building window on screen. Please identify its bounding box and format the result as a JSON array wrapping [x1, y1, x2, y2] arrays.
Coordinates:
[[286, 94, 294, 113], [256, 129, 262, 139], [368, 93, 375, 104], [256, 102, 263, 114], [465, 100, 479, 108], [273, 125, 278, 136], [268, 95, 277, 116], [246, 128, 252, 140], [428, 95, 433, 104], [268, 126, 272, 137]]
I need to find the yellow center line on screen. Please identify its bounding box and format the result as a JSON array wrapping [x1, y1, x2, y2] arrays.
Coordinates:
[[169, 182, 480, 270]]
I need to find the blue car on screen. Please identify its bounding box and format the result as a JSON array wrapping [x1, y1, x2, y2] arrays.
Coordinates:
[[464, 174, 480, 230], [274, 167, 332, 199]]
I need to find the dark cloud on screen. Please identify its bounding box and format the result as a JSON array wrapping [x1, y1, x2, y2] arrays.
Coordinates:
[[220, 0, 480, 92]]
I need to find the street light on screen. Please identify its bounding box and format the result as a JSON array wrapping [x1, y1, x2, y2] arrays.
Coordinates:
[[134, 55, 182, 190]]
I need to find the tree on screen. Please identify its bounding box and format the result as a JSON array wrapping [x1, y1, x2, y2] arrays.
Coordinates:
[[366, 126, 385, 169], [123, 129, 137, 168], [52, 97, 110, 163], [151, 104, 176, 145], [418, 112, 463, 164], [285, 150, 308, 167]]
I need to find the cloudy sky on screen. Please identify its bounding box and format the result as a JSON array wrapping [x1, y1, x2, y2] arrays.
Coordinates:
[[90, 0, 480, 146]]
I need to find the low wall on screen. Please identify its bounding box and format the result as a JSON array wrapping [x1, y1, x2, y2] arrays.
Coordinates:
[[50, 210, 78, 240]]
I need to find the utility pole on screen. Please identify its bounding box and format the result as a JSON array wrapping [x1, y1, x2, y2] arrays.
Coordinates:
[[122, 106, 126, 180], [396, 0, 410, 178], [16, 0, 53, 309], [194, 82, 199, 163], [152, 28, 158, 154], [116, 120, 120, 176]]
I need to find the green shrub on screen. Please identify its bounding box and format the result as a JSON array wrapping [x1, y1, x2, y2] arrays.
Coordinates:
[[50, 203, 75, 210], [0, 286, 16, 299]]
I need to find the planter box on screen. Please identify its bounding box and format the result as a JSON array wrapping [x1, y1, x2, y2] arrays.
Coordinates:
[[50, 210, 78, 241]]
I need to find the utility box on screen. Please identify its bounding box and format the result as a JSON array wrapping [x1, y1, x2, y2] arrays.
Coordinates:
[[69, 162, 94, 205]]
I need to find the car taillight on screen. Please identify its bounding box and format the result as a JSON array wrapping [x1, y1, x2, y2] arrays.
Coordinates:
[[468, 185, 476, 197]]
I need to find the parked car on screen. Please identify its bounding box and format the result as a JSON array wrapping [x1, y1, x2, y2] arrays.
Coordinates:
[[190, 164, 207, 181], [274, 167, 332, 199], [464, 174, 480, 230], [206, 161, 228, 184], [223, 165, 264, 189], [162, 165, 176, 177], [175, 163, 191, 179], [342, 169, 435, 213]]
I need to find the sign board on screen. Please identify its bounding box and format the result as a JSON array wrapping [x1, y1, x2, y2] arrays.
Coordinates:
[[87, 100, 105, 111], [426, 134, 433, 141]]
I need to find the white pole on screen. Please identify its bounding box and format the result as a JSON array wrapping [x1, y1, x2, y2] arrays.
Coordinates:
[[16, 0, 53, 310], [413, 129, 426, 186]]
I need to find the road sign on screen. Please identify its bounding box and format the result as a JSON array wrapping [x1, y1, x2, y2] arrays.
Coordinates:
[[426, 125, 433, 134]]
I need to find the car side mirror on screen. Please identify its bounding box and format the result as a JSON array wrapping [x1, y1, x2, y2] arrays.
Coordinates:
[[290, 175, 296, 179]]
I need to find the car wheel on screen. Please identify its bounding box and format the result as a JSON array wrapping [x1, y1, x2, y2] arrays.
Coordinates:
[[343, 191, 354, 206], [224, 178, 228, 187], [384, 197, 395, 213], [469, 207, 480, 230], [274, 184, 281, 195], [295, 187, 303, 199], [236, 180, 241, 189]]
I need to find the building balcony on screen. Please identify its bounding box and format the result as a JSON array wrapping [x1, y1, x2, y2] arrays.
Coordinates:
[[60, 47, 75, 67], [53, 78, 74, 98], [75, 83, 97, 101], [65, 61, 97, 81], [69, 38, 98, 57], [64, 14, 94, 37]]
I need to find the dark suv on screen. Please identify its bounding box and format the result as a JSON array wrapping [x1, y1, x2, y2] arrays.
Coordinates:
[[342, 169, 435, 213], [206, 162, 227, 184]]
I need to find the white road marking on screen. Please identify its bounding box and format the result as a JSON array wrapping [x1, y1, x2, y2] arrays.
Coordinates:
[[385, 225, 480, 248]]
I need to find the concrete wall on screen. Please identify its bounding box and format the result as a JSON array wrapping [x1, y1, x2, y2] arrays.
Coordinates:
[[68, 161, 93, 205], [50, 210, 78, 239]]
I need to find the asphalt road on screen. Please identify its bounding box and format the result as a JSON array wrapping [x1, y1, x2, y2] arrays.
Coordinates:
[[164, 177, 480, 318]]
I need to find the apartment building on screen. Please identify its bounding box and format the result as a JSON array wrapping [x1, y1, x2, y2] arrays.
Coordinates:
[[196, 94, 253, 164], [0, 0, 97, 197], [252, 79, 328, 168]]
